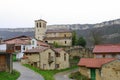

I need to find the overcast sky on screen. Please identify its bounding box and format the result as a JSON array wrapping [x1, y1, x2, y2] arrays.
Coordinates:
[[0, 0, 120, 28]]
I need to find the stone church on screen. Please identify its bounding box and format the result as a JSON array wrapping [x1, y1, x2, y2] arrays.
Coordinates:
[[35, 19, 72, 46]]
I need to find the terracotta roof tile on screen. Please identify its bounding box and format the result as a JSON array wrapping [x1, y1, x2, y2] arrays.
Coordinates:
[[4, 35, 31, 45], [53, 48, 63, 53], [37, 41, 50, 47], [24, 46, 49, 53], [78, 58, 116, 68], [93, 44, 120, 53], [4, 35, 31, 41]]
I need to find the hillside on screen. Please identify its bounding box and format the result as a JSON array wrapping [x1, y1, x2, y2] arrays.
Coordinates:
[[0, 19, 120, 47]]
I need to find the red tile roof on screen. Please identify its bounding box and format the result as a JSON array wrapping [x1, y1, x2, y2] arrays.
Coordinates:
[[53, 48, 64, 53], [24, 46, 49, 53], [4, 35, 31, 41], [93, 44, 120, 53], [37, 41, 50, 47], [4, 35, 31, 45], [78, 58, 116, 68]]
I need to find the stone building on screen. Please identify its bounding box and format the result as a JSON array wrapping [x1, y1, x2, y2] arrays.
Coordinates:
[[93, 44, 120, 59], [35, 19, 72, 46], [22, 47, 69, 70], [78, 58, 120, 80]]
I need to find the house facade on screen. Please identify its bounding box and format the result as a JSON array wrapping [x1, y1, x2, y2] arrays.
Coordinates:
[[35, 19, 72, 46], [3, 35, 49, 59], [3, 35, 31, 59], [22, 47, 69, 70], [93, 44, 120, 59], [78, 58, 118, 80]]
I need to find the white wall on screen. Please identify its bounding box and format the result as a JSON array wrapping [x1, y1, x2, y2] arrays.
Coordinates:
[[0, 44, 7, 51], [19, 38, 38, 59]]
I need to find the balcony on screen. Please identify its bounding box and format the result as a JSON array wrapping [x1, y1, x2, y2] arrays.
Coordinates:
[[48, 56, 54, 64]]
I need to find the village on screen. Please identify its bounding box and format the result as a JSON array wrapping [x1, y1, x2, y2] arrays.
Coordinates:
[[0, 19, 120, 80]]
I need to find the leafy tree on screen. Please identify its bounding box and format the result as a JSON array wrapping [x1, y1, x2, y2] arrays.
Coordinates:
[[72, 31, 77, 46], [77, 37, 86, 47], [53, 41, 59, 48]]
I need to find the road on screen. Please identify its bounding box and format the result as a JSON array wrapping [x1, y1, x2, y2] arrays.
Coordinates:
[[54, 68, 78, 80], [13, 62, 44, 80]]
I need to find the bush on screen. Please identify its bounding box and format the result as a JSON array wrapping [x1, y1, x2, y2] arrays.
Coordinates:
[[69, 72, 89, 80]]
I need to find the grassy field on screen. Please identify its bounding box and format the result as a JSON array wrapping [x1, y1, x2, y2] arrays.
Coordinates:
[[69, 71, 89, 80], [24, 64, 77, 80], [0, 70, 20, 80]]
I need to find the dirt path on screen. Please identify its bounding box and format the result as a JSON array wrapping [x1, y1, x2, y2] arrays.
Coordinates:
[[54, 68, 78, 80], [13, 62, 44, 80]]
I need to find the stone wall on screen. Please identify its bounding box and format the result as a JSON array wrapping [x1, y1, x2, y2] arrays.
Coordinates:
[[79, 66, 90, 78], [96, 69, 102, 80], [40, 49, 56, 70], [46, 32, 72, 38], [94, 53, 120, 59], [56, 50, 69, 69], [67, 47, 93, 58], [102, 60, 120, 80], [47, 39, 72, 46]]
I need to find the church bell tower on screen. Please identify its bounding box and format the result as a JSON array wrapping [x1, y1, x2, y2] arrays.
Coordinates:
[[35, 19, 47, 41]]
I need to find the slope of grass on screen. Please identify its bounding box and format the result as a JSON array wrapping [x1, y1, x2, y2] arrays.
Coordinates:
[[24, 64, 77, 80], [0, 70, 20, 80]]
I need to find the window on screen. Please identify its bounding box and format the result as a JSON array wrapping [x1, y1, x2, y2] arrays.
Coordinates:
[[32, 41, 34, 45], [39, 23, 41, 27], [112, 54, 116, 57], [64, 34, 66, 37], [45, 41, 48, 43], [65, 41, 67, 44], [36, 23, 38, 27], [103, 54, 105, 58], [23, 46, 25, 50], [48, 52, 51, 58], [43, 64, 46, 69], [64, 53, 66, 61], [55, 64, 59, 69], [56, 53, 60, 57]]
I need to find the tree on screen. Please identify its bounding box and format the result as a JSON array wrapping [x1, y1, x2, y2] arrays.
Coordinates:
[[72, 31, 77, 46], [53, 41, 59, 48], [90, 29, 103, 45], [77, 37, 86, 47]]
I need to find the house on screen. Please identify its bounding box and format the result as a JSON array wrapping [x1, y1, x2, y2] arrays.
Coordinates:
[[93, 44, 120, 59], [0, 43, 15, 53], [53, 48, 69, 69], [3, 35, 49, 59], [78, 58, 120, 80], [3, 35, 31, 59], [35, 19, 72, 46], [21, 47, 69, 70], [0, 52, 12, 73]]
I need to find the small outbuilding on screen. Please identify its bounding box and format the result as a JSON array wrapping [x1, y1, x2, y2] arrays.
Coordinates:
[[0, 52, 12, 73], [78, 58, 120, 80]]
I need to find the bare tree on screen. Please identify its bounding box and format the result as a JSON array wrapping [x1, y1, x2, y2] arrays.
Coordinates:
[[90, 29, 104, 45]]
